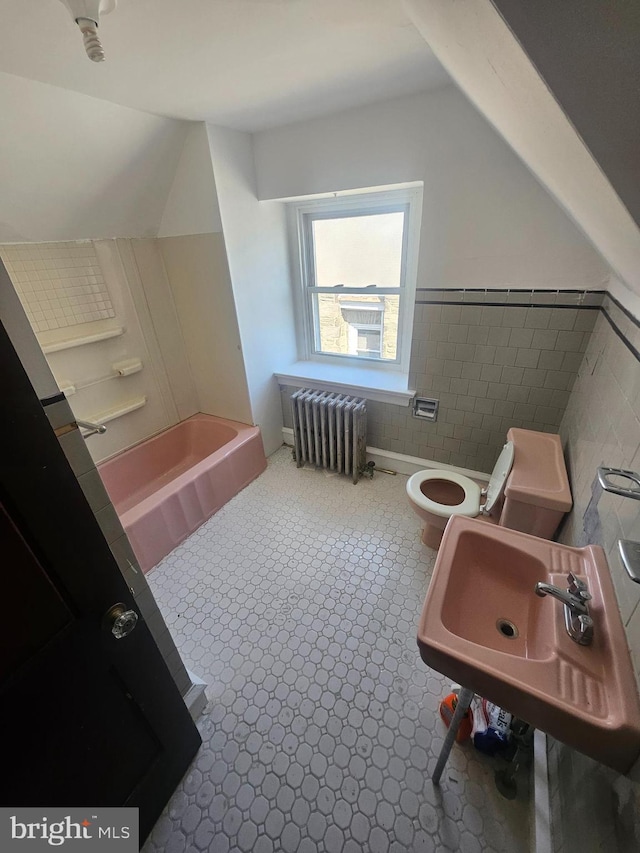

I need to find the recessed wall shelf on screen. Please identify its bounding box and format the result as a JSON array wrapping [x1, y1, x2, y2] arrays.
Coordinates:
[[413, 396, 439, 422], [80, 396, 147, 434], [41, 326, 125, 354]]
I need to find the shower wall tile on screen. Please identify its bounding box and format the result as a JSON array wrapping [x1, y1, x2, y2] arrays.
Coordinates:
[[0, 241, 116, 332], [58, 428, 96, 478], [3, 238, 200, 466], [95, 503, 125, 545], [77, 468, 112, 514]]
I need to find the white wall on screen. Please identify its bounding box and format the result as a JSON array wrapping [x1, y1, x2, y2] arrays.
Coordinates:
[[158, 123, 223, 238], [0, 71, 187, 242], [118, 238, 199, 423], [157, 233, 253, 425], [253, 87, 610, 290], [207, 125, 297, 455]]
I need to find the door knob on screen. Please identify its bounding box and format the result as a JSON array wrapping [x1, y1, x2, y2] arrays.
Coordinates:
[[105, 603, 139, 639]]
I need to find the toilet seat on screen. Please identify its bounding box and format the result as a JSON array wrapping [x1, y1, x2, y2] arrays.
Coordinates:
[[406, 469, 482, 519], [484, 441, 515, 513], [406, 442, 515, 521]]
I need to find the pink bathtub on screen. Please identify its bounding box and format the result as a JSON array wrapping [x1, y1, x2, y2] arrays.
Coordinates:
[[98, 414, 267, 573]]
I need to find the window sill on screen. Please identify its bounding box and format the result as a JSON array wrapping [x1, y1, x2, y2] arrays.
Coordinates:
[[275, 361, 415, 406]]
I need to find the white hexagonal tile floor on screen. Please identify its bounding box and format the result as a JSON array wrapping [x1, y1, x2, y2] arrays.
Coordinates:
[[143, 448, 530, 853]]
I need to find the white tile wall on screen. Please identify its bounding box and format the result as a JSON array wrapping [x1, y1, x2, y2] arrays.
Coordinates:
[[0, 241, 115, 332], [2, 238, 194, 466]]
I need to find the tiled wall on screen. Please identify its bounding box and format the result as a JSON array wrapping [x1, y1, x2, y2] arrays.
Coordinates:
[[548, 294, 640, 853], [281, 289, 601, 473], [1, 242, 115, 332], [1, 238, 202, 465]]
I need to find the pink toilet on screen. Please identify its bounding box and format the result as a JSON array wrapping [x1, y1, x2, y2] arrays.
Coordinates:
[[406, 427, 572, 549]]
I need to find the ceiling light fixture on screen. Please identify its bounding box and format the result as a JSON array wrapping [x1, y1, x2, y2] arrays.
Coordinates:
[[59, 0, 117, 62]]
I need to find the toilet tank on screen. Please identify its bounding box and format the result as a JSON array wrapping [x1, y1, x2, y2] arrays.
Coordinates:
[[499, 428, 572, 539]]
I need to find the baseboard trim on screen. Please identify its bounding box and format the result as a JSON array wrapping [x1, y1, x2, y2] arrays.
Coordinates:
[[533, 730, 552, 853], [184, 670, 207, 722], [281, 427, 490, 482]]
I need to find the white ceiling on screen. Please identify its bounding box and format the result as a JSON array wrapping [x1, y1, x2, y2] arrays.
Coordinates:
[[0, 0, 448, 130]]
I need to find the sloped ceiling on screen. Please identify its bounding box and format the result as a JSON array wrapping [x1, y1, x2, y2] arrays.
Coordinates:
[[0, 71, 188, 242], [403, 0, 640, 298], [491, 0, 640, 231]]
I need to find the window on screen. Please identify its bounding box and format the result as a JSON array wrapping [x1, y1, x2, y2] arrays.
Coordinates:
[[289, 187, 422, 373]]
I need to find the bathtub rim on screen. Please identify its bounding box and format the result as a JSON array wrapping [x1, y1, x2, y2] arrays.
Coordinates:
[[98, 413, 264, 527]]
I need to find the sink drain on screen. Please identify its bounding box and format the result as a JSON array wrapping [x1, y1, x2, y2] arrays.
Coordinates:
[[496, 618, 519, 639]]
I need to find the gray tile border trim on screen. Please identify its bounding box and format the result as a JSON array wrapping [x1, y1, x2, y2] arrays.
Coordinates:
[[415, 288, 606, 310]]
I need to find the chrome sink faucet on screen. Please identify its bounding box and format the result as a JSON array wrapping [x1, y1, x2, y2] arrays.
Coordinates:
[[535, 572, 594, 645], [535, 582, 589, 614]]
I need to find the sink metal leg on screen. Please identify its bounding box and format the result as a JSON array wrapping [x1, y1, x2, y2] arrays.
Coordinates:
[[432, 687, 474, 785]]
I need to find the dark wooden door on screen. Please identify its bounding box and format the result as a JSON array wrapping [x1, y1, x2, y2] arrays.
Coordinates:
[[0, 319, 201, 844]]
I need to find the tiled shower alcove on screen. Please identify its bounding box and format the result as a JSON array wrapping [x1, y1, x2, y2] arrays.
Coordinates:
[[143, 448, 529, 853]]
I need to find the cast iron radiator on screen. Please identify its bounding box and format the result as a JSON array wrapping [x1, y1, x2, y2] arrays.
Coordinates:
[[290, 389, 367, 484]]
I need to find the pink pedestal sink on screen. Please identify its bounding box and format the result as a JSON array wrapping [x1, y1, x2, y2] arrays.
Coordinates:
[[417, 516, 640, 774]]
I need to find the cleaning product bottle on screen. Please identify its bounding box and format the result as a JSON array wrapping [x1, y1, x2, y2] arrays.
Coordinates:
[[470, 695, 512, 755], [439, 684, 473, 743]]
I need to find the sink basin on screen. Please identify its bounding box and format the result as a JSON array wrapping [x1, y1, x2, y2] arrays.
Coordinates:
[[440, 531, 556, 660], [417, 516, 640, 773]]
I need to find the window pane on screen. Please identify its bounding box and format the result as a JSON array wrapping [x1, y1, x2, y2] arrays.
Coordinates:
[[315, 293, 400, 361], [357, 330, 381, 356], [312, 212, 404, 288]]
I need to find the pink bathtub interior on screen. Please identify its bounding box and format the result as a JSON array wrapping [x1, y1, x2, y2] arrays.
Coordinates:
[[98, 414, 267, 573]]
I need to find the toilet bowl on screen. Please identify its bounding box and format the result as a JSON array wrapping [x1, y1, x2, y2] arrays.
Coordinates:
[[406, 427, 572, 549]]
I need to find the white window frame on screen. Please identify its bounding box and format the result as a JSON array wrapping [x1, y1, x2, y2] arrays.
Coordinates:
[[288, 187, 423, 375]]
